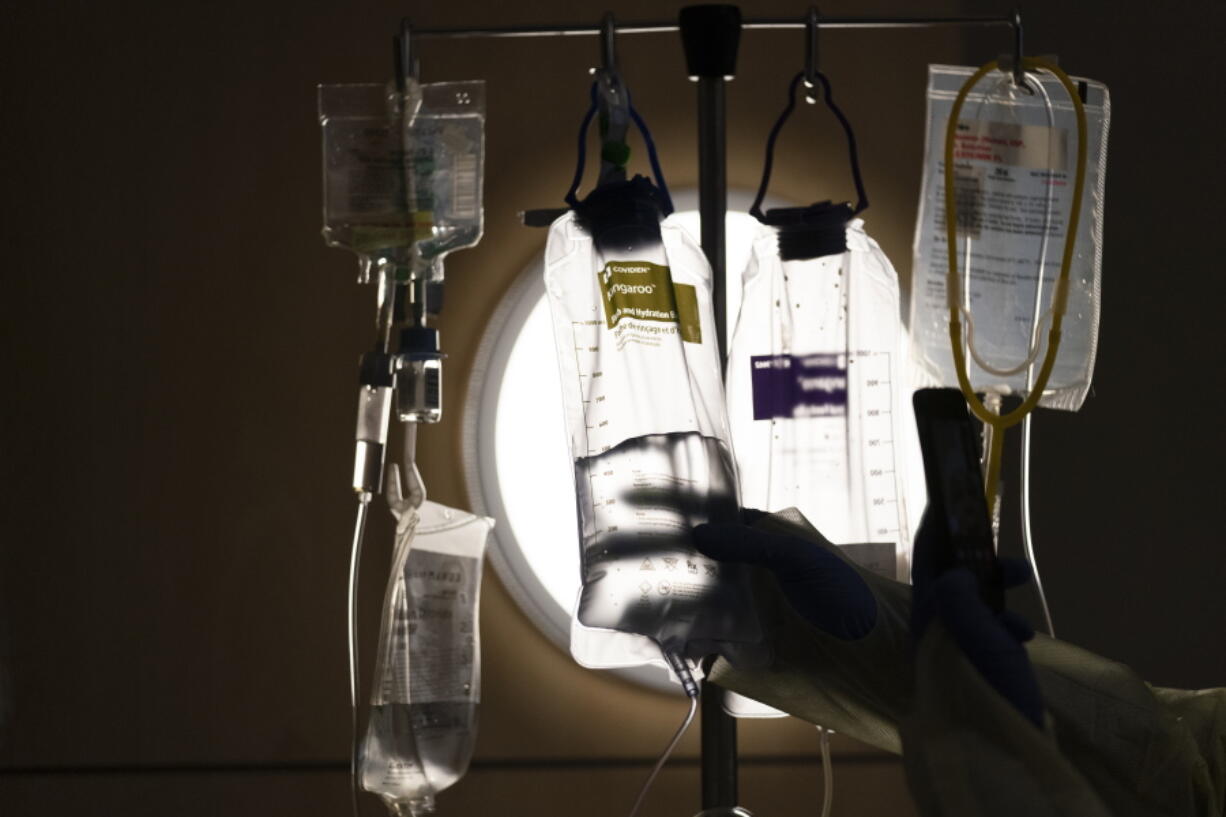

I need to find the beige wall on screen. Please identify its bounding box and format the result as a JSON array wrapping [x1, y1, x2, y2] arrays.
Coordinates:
[[3, 0, 1224, 814]]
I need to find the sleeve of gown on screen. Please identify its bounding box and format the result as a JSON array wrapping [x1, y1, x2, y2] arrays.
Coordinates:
[[900, 621, 1113, 817]]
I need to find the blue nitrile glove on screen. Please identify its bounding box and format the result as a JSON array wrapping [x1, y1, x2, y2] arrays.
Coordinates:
[[693, 513, 877, 641], [911, 510, 1044, 728]]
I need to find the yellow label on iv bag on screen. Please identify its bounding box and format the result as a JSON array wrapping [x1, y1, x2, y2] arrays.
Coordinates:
[[596, 261, 702, 344], [349, 211, 436, 252]]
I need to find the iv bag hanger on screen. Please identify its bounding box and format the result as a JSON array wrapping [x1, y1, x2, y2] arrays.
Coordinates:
[[749, 8, 868, 258], [1010, 7, 1025, 87], [803, 5, 821, 103], [995, 7, 1078, 101], [594, 13, 631, 187], [992, 7, 1034, 92], [521, 13, 624, 227], [522, 12, 674, 227], [394, 17, 420, 91], [562, 84, 673, 212], [994, 9, 1082, 102]]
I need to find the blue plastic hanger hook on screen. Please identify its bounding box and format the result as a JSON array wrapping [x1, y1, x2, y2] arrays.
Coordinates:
[[564, 11, 673, 211]]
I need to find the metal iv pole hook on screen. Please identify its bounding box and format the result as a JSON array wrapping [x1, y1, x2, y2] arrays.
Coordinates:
[[594, 12, 631, 186], [804, 6, 821, 103]]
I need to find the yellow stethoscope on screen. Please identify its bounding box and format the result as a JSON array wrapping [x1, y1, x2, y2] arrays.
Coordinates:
[[943, 57, 1089, 515]]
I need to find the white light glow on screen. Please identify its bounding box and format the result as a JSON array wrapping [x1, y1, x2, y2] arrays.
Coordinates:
[[493, 296, 582, 613]]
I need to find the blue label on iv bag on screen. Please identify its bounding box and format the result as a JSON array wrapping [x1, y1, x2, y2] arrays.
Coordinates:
[[750, 354, 848, 421]]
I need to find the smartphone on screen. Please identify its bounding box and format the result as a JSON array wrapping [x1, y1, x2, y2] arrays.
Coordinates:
[[912, 388, 1004, 612]]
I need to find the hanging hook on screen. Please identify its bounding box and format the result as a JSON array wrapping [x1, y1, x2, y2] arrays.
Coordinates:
[[804, 6, 820, 104], [591, 13, 630, 186], [1011, 7, 1026, 89], [394, 17, 419, 92], [601, 11, 617, 72], [750, 70, 868, 223]]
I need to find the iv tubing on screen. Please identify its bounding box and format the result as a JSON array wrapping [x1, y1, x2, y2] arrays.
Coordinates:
[[348, 495, 371, 817], [1020, 414, 1055, 635], [1018, 215, 1057, 636], [1016, 77, 1059, 636], [819, 727, 833, 817], [944, 57, 1088, 516], [627, 694, 699, 817], [980, 392, 1003, 538]]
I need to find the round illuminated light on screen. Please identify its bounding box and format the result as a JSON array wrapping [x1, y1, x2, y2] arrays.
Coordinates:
[[462, 191, 782, 692]]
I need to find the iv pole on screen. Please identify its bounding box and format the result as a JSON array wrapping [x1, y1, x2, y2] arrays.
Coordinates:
[[412, 6, 1023, 814]]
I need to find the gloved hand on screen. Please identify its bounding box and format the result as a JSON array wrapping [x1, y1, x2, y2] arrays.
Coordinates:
[[692, 512, 877, 641], [910, 510, 1045, 728]]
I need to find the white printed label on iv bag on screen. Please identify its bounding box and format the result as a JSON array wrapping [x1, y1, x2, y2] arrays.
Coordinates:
[[374, 550, 479, 704], [933, 118, 1070, 276], [364, 549, 480, 802], [955, 120, 1069, 173], [910, 65, 1110, 411], [545, 212, 760, 670], [727, 221, 926, 584], [362, 501, 491, 807]]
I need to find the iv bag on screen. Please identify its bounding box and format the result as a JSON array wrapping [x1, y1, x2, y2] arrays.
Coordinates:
[[544, 209, 761, 672], [728, 220, 925, 583], [360, 500, 492, 816], [722, 219, 927, 720], [910, 65, 1110, 410], [318, 80, 485, 281]]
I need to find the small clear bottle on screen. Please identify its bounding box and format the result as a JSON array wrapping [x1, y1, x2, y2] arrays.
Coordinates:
[[396, 327, 442, 423]]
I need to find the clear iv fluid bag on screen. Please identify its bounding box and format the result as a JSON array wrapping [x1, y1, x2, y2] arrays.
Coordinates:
[[361, 501, 492, 816], [362, 702, 477, 812], [727, 220, 925, 584], [318, 80, 485, 279], [722, 220, 925, 720], [545, 213, 760, 667], [910, 65, 1110, 410]]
